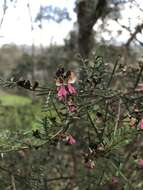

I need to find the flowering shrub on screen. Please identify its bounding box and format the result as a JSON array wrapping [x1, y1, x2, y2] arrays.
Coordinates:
[[1, 56, 143, 189]]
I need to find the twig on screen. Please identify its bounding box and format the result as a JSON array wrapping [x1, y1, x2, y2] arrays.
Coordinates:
[[133, 65, 143, 90], [125, 23, 143, 47], [107, 58, 119, 88], [114, 98, 121, 136], [52, 99, 63, 122], [11, 175, 16, 190], [87, 110, 98, 135], [0, 0, 7, 29]]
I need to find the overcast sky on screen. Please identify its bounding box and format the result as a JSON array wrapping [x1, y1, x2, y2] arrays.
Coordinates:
[[0, 0, 143, 47], [0, 0, 76, 46]]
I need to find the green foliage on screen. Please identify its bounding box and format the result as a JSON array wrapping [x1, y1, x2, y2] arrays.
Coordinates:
[[0, 94, 31, 106], [0, 55, 143, 189], [0, 95, 41, 153]]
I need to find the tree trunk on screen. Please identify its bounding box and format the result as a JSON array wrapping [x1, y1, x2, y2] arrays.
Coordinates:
[[76, 0, 107, 59]]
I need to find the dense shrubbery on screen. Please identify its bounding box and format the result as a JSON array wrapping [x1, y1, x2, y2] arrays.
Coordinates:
[[0, 56, 143, 189]]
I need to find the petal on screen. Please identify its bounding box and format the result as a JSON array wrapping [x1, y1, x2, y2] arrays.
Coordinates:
[[58, 86, 68, 98], [67, 84, 77, 94], [140, 119, 143, 129], [68, 135, 76, 144], [68, 105, 77, 112]]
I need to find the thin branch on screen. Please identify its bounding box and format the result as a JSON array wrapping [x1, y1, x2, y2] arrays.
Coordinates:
[[116, 20, 143, 46], [87, 110, 98, 134], [133, 64, 143, 90], [52, 99, 63, 122], [125, 23, 143, 47], [114, 98, 121, 136], [107, 58, 119, 88], [0, 0, 7, 29], [11, 175, 16, 190]]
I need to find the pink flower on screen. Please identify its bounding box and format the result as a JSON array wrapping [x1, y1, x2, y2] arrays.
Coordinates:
[[138, 159, 143, 168], [67, 84, 77, 94], [135, 83, 143, 92], [67, 135, 76, 145], [111, 176, 118, 183], [85, 160, 95, 169], [57, 85, 68, 100], [68, 104, 77, 112], [140, 119, 143, 129], [67, 96, 77, 112]]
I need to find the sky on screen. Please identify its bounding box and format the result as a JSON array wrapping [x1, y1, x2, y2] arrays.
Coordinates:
[[0, 0, 76, 46], [0, 0, 143, 47]]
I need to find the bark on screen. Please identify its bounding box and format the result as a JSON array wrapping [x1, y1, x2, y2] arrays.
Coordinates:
[[76, 0, 107, 58]]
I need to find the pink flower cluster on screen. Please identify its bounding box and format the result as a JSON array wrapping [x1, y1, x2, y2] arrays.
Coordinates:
[[57, 83, 77, 113], [83, 151, 96, 170], [57, 83, 77, 100], [138, 159, 143, 168], [66, 135, 76, 145], [58, 133, 76, 145], [56, 68, 77, 112], [111, 176, 118, 183], [85, 160, 95, 169], [140, 119, 143, 129], [68, 104, 77, 113]]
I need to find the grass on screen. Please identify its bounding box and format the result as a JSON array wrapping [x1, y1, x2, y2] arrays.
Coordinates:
[[0, 94, 32, 106]]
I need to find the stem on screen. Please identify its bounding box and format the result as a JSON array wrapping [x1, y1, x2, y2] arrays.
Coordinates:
[[107, 58, 119, 88], [110, 161, 130, 184], [52, 99, 63, 122], [11, 175, 16, 190], [114, 98, 121, 136], [87, 110, 98, 135], [133, 65, 143, 90]]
